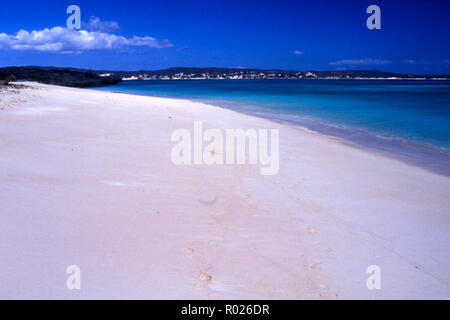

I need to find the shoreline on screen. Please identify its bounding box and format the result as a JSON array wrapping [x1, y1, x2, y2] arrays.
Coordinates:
[[94, 87, 450, 177], [1, 82, 449, 299], [120, 77, 450, 81]]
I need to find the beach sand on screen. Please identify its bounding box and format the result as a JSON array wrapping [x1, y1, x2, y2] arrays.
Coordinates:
[[0, 82, 449, 299]]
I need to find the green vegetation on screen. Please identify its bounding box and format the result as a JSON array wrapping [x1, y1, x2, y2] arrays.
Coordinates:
[[0, 67, 122, 88], [4, 74, 16, 85]]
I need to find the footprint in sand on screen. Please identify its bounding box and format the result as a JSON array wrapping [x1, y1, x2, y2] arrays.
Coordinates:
[[194, 271, 213, 289], [198, 196, 218, 206], [309, 261, 322, 270], [183, 248, 194, 259], [306, 227, 318, 235], [198, 271, 212, 283], [194, 264, 215, 289]]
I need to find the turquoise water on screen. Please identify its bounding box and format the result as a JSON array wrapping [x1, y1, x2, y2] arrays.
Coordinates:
[[96, 79, 450, 152]]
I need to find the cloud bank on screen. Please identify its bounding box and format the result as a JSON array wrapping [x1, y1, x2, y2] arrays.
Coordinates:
[[0, 19, 173, 53], [329, 58, 391, 66]]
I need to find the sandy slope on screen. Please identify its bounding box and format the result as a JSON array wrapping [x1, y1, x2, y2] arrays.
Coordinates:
[[0, 82, 449, 299]]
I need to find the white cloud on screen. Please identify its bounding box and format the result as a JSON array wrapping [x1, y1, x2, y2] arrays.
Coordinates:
[[82, 16, 121, 33], [329, 58, 391, 66], [293, 50, 303, 55], [0, 26, 173, 53]]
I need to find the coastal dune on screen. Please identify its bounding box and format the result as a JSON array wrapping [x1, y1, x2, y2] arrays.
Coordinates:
[[0, 82, 449, 299]]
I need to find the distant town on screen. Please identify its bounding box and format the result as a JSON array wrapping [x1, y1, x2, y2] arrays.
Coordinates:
[[1, 66, 449, 88], [103, 67, 450, 81]]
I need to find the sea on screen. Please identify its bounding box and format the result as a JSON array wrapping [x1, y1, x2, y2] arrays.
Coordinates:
[[94, 79, 450, 175]]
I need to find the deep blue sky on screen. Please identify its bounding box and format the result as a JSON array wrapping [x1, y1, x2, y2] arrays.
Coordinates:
[[0, 0, 449, 74]]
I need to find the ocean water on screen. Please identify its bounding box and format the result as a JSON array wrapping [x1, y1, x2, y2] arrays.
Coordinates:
[[94, 79, 450, 173]]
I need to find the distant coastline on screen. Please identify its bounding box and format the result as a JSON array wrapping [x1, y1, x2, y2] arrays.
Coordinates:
[[113, 67, 450, 81], [1, 66, 449, 88]]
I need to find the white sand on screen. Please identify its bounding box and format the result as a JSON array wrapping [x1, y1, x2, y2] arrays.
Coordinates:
[[0, 82, 449, 299]]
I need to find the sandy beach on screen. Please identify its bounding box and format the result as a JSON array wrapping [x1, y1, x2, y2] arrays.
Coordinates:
[[0, 82, 449, 299]]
